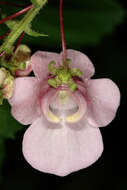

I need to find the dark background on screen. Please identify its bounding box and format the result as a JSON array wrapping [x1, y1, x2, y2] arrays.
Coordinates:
[[0, 0, 127, 189]]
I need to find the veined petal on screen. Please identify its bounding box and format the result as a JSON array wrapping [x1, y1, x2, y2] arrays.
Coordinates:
[[9, 77, 40, 125], [87, 79, 120, 127], [31, 51, 60, 81], [9, 77, 39, 106], [23, 117, 103, 176], [60, 49, 95, 79]]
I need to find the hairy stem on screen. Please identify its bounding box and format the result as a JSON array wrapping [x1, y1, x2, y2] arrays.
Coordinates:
[[0, 1, 47, 54], [13, 32, 25, 53]]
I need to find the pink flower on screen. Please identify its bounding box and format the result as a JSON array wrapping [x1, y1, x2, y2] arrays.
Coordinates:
[[9, 49, 120, 176]]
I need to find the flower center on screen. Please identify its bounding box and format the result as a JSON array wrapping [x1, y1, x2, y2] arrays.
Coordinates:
[[42, 89, 87, 124], [49, 90, 79, 117]]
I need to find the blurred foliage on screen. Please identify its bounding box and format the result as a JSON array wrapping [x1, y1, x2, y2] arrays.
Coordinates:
[[0, 0, 126, 187], [0, 0, 126, 49]]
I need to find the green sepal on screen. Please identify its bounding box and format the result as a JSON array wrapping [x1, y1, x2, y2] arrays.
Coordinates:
[[48, 78, 58, 88], [5, 20, 18, 30], [48, 61, 57, 75], [1, 14, 18, 29], [68, 81, 77, 92], [2, 13, 47, 38], [70, 68, 83, 77], [57, 70, 71, 84], [25, 24, 48, 37], [4, 19, 47, 38]]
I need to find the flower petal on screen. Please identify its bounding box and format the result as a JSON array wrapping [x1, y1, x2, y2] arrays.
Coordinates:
[[23, 117, 103, 176], [9, 77, 40, 125], [60, 49, 95, 79], [31, 51, 60, 81], [87, 79, 120, 127]]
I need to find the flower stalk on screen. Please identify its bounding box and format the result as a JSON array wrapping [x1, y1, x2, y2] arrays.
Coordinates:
[[0, 5, 33, 25], [60, 0, 67, 68]]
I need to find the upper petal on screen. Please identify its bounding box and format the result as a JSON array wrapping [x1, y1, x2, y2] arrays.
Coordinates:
[[31, 51, 60, 81], [9, 77, 40, 125], [60, 49, 95, 79], [22, 117, 103, 176], [87, 78, 120, 127]]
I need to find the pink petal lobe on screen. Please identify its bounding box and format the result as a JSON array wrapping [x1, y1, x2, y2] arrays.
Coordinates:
[[9, 77, 40, 125], [23, 117, 103, 176], [60, 49, 95, 79], [87, 79, 120, 127], [31, 51, 60, 81]]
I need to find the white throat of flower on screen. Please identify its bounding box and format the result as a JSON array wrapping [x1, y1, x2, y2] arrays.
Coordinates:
[[42, 90, 87, 124]]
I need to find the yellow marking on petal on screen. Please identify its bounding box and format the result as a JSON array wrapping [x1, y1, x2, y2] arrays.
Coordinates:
[[66, 111, 81, 123], [48, 111, 60, 123]]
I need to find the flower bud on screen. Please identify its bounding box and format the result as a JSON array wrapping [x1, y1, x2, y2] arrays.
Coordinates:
[[2, 75, 14, 99], [13, 44, 32, 77], [0, 68, 14, 100], [0, 68, 6, 86]]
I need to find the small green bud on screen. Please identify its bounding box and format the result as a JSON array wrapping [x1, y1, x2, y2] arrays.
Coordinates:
[[70, 68, 83, 77], [69, 82, 77, 92], [14, 44, 31, 62], [48, 61, 57, 75], [48, 78, 58, 88], [58, 70, 71, 83], [55, 76, 62, 86]]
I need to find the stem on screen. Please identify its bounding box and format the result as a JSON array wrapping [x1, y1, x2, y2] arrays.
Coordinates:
[[0, 30, 10, 40], [0, 1, 25, 8], [0, 3, 46, 54], [0, 5, 33, 25], [13, 32, 25, 53], [60, 0, 67, 66]]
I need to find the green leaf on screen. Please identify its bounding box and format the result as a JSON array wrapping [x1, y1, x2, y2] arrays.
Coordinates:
[[0, 101, 23, 139], [25, 24, 48, 37], [5, 20, 18, 29], [2, 19, 47, 38]]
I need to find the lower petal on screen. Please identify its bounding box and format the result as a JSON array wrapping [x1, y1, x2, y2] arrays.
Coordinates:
[[23, 117, 103, 176]]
